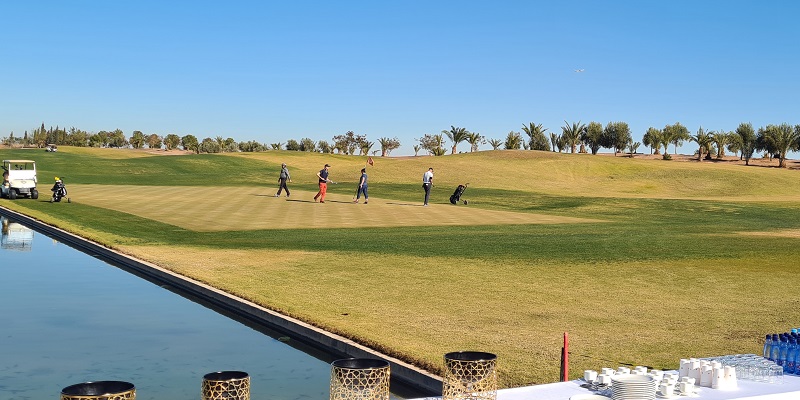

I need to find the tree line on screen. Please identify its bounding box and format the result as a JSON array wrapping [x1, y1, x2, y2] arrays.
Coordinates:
[[4, 121, 799, 167], [1, 124, 403, 157], [414, 121, 800, 168]]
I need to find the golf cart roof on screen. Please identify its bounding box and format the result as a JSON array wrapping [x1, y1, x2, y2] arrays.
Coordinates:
[[3, 160, 36, 163]]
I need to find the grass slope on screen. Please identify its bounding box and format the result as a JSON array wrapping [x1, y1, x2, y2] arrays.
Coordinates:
[[2, 146, 799, 387]]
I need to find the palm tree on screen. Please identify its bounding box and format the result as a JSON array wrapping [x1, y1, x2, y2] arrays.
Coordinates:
[[710, 130, 732, 158], [378, 137, 400, 156], [444, 126, 469, 154], [549, 132, 558, 152], [465, 132, 484, 152], [488, 138, 503, 150], [642, 127, 662, 155], [561, 121, 586, 153], [359, 140, 374, 156], [761, 123, 800, 167], [521, 123, 549, 151], [504, 131, 522, 149], [690, 127, 712, 161]]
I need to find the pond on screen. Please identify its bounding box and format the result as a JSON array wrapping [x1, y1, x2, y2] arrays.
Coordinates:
[[0, 216, 415, 399]]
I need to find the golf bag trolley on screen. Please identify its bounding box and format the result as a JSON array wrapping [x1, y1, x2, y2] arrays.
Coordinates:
[[449, 183, 469, 205], [50, 177, 69, 203]]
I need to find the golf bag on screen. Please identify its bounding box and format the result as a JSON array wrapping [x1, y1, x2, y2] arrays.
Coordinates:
[[51, 179, 68, 202], [449, 183, 469, 205]]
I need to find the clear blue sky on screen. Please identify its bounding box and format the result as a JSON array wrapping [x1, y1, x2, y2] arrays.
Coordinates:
[[1, 1, 798, 155]]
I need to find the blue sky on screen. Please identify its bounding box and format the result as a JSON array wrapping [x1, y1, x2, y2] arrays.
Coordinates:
[[1, 1, 798, 155]]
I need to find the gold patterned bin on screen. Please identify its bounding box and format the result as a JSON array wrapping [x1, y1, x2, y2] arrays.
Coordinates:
[[60, 381, 135, 400], [330, 358, 391, 400], [442, 351, 497, 400], [202, 371, 250, 400]]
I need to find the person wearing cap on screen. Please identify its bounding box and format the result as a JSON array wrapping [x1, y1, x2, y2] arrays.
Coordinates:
[[275, 162, 291, 197], [354, 168, 368, 204], [422, 167, 434, 206], [314, 163, 331, 203]]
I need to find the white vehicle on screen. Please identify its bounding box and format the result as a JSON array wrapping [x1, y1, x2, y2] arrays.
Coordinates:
[[1, 160, 39, 200]]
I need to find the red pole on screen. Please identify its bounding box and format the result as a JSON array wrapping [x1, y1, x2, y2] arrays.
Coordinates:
[[561, 332, 570, 382]]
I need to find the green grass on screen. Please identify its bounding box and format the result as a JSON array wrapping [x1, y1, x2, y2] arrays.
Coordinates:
[[2, 146, 800, 387]]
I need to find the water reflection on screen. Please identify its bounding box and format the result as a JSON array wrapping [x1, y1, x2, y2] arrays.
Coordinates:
[[0, 217, 334, 400], [1, 216, 34, 251]]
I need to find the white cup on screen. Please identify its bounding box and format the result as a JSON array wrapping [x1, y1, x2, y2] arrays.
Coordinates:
[[601, 368, 616, 376], [660, 383, 674, 397], [597, 373, 613, 385], [635, 366, 648, 373], [679, 359, 690, 378], [700, 365, 713, 387], [712, 367, 724, 389], [679, 381, 694, 395], [584, 369, 598, 383], [665, 372, 679, 381], [680, 377, 695, 385], [724, 366, 737, 389], [617, 366, 630, 375]]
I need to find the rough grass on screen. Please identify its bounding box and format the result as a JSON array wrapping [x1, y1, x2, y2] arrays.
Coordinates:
[[2, 146, 800, 387]]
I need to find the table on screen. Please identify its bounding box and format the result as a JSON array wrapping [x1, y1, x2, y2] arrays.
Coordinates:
[[486, 374, 800, 400]]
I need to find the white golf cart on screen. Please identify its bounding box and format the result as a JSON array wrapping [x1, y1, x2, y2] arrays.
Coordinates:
[[1, 160, 39, 200]]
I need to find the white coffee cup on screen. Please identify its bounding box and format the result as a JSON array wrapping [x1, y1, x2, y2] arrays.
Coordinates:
[[601, 368, 616, 376], [660, 383, 674, 397], [712, 367, 724, 389], [700, 365, 713, 387], [724, 366, 737, 389], [617, 366, 630, 375], [597, 373, 613, 385], [665, 372, 679, 381], [584, 369, 598, 382], [679, 381, 694, 395]]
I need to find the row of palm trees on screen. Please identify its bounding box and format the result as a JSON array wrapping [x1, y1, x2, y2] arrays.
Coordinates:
[[418, 122, 800, 168], [644, 122, 800, 167]]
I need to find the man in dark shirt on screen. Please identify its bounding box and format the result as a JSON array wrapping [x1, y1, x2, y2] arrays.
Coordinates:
[[355, 168, 368, 204], [314, 164, 331, 203], [276, 163, 291, 197]]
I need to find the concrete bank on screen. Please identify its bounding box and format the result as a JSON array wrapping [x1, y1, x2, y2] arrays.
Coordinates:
[[0, 206, 443, 396]]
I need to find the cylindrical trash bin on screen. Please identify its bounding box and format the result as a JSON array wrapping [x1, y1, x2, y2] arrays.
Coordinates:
[[330, 358, 391, 400], [60, 381, 135, 400], [202, 371, 250, 400], [442, 351, 497, 400]]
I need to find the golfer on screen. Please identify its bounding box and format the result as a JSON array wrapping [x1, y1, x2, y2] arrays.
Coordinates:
[[314, 163, 331, 203], [355, 168, 368, 204], [275, 163, 291, 197], [422, 167, 433, 206]]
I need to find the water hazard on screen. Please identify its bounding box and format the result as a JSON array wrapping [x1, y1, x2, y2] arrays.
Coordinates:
[[0, 216, 336, 399]]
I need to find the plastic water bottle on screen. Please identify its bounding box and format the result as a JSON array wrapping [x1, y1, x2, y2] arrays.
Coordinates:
[[787, 337, 798, 374], [777, 335, 789, 367], [764, 334, 773, 358], [770, 334, 781, 361]]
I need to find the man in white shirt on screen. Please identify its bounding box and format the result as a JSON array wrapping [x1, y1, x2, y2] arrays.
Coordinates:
[[422, 167, 434, 206]]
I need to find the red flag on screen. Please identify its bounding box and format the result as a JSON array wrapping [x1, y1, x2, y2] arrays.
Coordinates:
[[367, 156, 374, 166]]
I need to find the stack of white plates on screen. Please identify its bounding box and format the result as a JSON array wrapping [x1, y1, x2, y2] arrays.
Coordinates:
[[610, 374, 657, 400]]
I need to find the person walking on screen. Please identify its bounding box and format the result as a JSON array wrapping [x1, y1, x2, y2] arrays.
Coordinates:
[[275, 163, 291, 197], [314, 163, 331, 203], [354, 168, 368, 204], [422, 167, 434, 206]]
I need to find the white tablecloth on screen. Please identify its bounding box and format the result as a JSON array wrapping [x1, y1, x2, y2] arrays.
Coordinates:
[[485, 375, 800, 400]]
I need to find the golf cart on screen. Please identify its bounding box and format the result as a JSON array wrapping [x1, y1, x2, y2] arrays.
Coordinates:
[[45, 144, 58, 152], [2, 160, 39, 200]]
